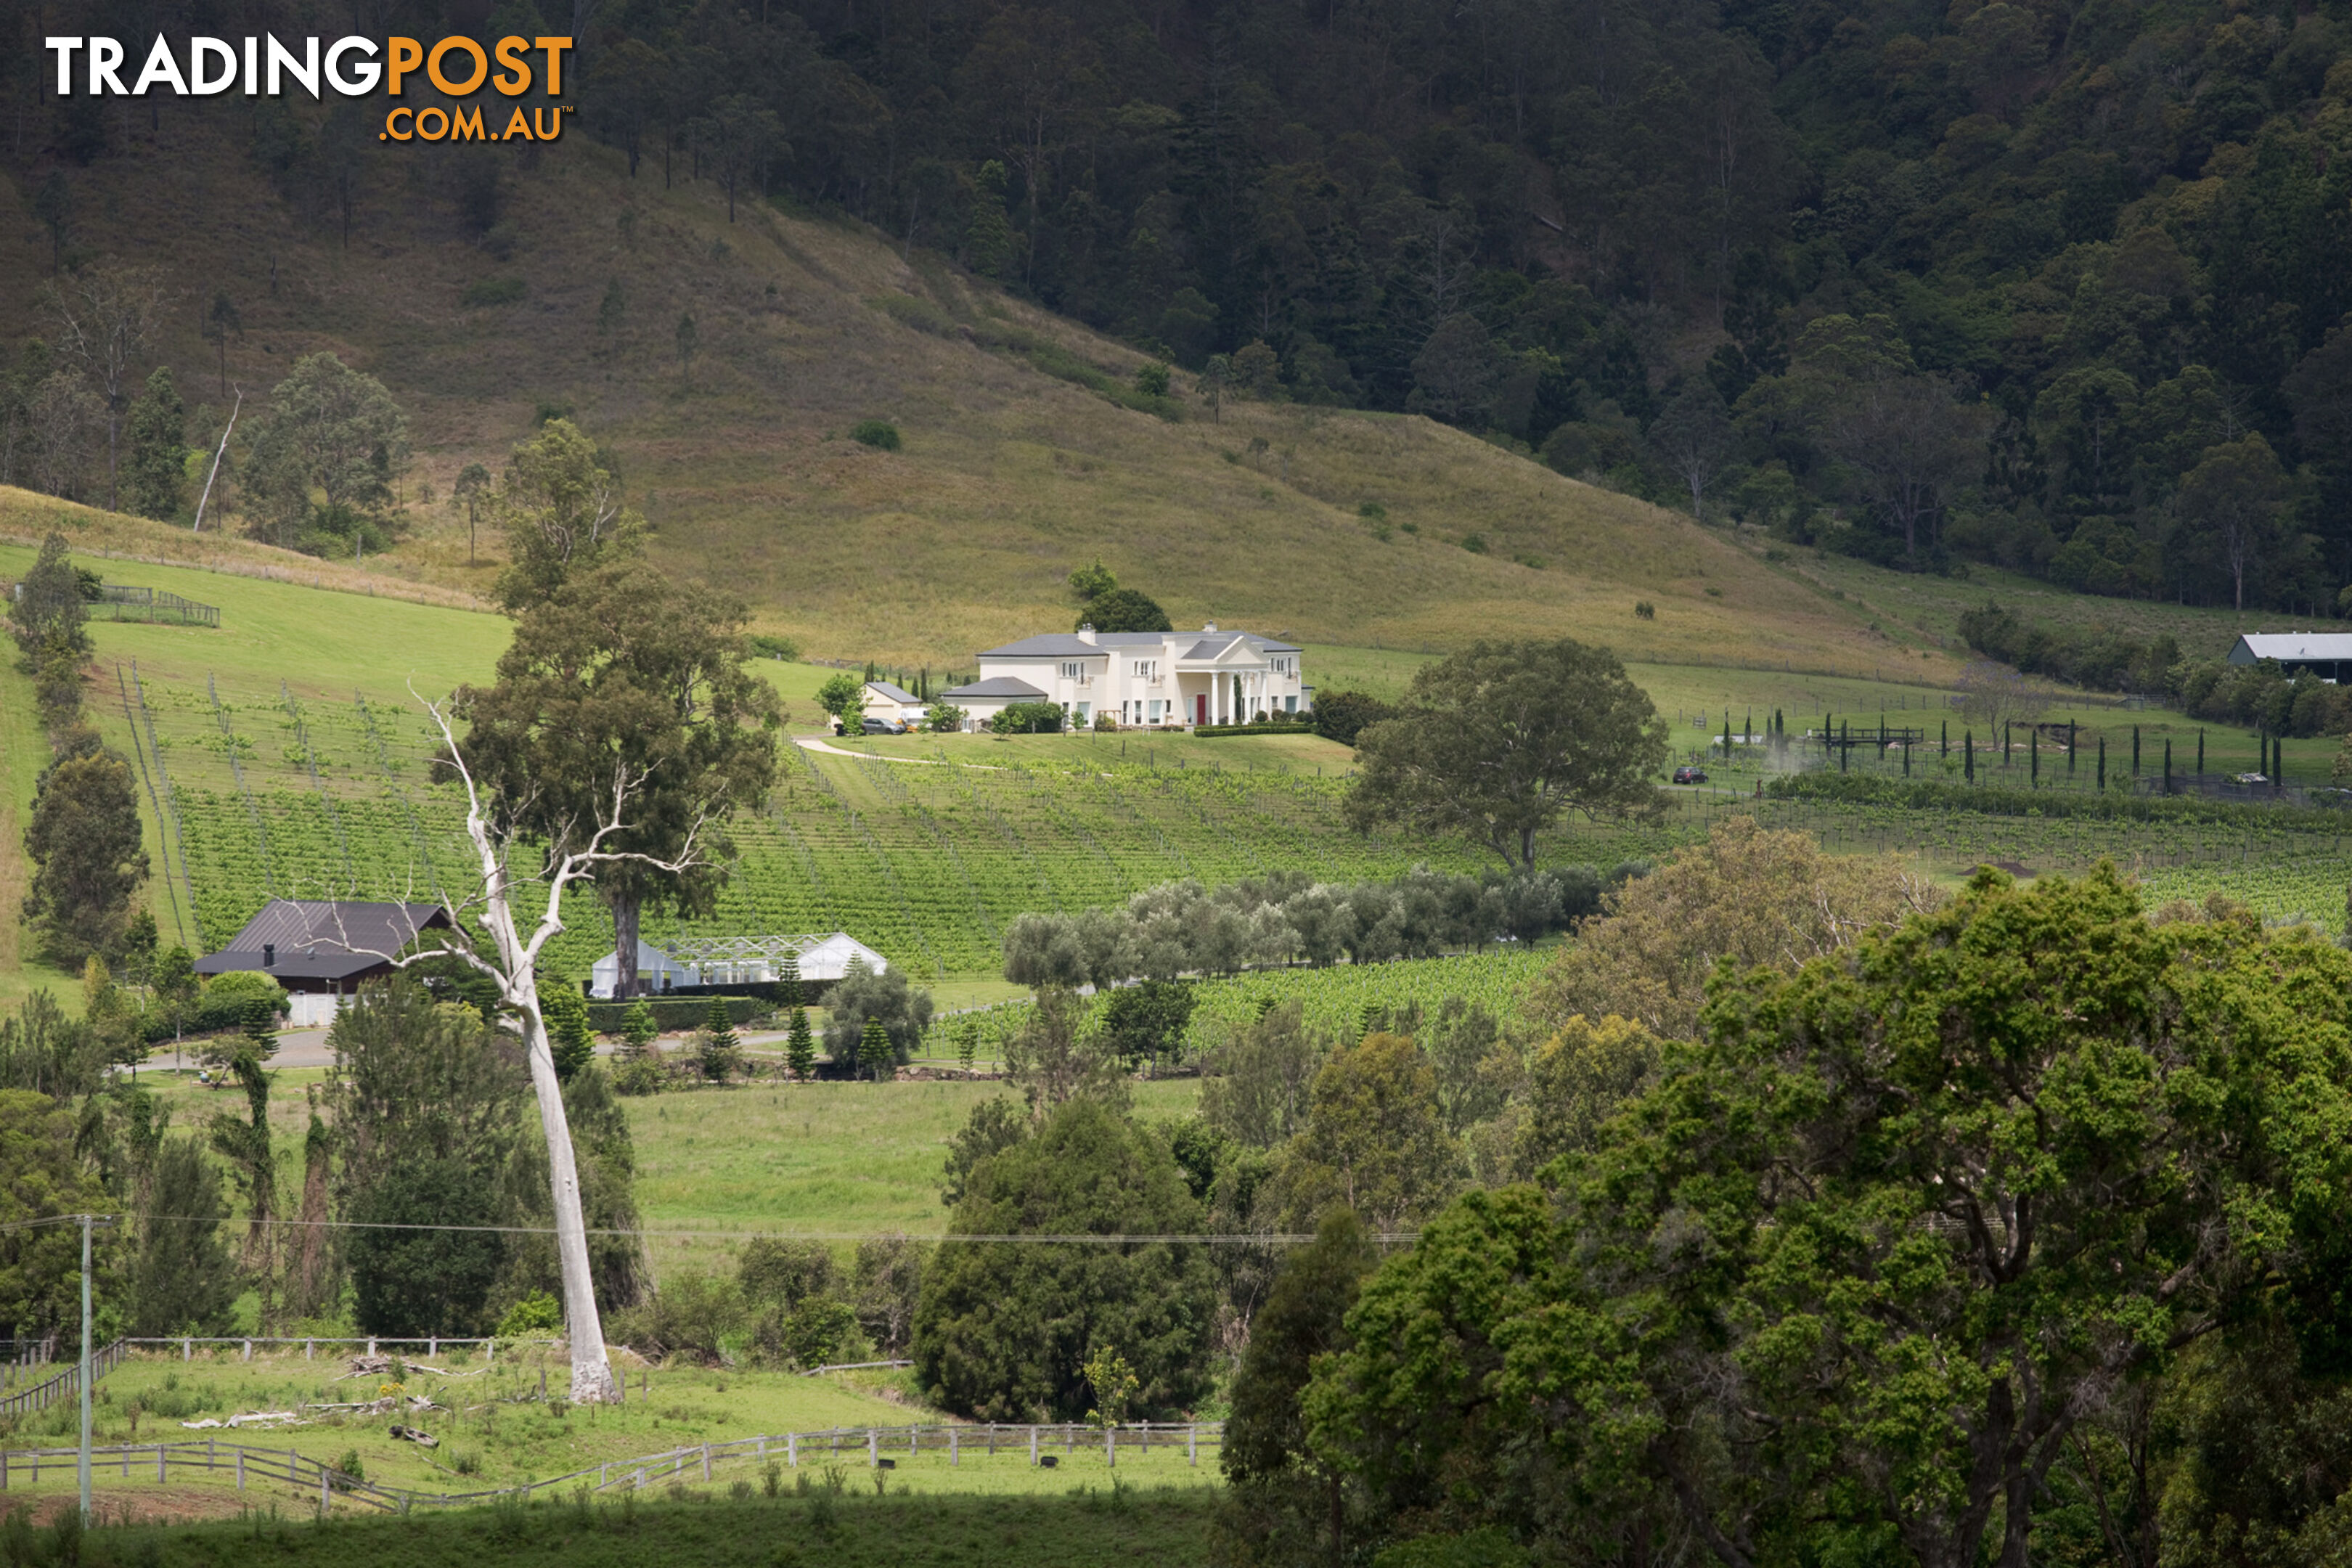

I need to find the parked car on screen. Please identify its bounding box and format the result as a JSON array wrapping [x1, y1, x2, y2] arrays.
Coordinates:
[[2234, 771, 2268, 785], [860, 717, 908, 735], [1673, 765, 1707, 784]]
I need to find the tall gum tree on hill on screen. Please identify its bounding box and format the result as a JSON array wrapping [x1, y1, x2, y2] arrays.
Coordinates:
[[458, 563, 781, 1001]]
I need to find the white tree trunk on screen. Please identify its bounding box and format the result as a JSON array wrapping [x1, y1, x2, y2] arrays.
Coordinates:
[[514, 990, 617, 1402]]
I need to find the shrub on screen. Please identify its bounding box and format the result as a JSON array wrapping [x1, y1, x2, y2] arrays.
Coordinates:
[[1133, 362, 1171, 397], [1310, 690, 1393, 747], [1460, 534, 1487, 553], [611, 1055, 668, 1097], [926, 702, 965, 732], [1634, 600, 1656, 618], [1358, 502, 1387, 520], [460, 277, 527, 307], [991, 701, 1065, 734], [748, 634, 801, 661], [497, 1291, 562, 1336], [1093, 710, 1119, 731], [849, 420, 902, 451]]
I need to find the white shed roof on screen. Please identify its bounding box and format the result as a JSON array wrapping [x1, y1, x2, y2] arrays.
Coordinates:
[[2231, 633, 2352, 664]]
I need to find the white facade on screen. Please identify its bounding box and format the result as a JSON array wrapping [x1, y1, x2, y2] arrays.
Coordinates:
[[588, 940, 698, 1000], [588, 933, 887, 998], [861, 681, 930, 725], [942, 624, 1307, 730]]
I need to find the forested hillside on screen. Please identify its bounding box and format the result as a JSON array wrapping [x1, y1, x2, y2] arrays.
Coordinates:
[[9, 0, 2352, 623], [141, 0, 2335, 610]]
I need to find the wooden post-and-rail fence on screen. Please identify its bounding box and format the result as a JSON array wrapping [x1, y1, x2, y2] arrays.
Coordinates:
[[0, 1342, 125, 1424], [4, 1344, 1222, 1514], [0, 1422, 1226, 1514]]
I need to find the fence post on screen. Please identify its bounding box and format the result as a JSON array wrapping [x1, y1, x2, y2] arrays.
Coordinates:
[[701, 1445, 711, 1482], [181, 1339, 190, 1362], [306, 1340, 314, 1360], [1188, 1425, 1197, 1466], [910, 1427, 918, 1459], [1106, 1427, 1114, 1468], [429, 1338, 438, 1358], [950, 1429, 957, 1467], [788, 1434, 796, 1468], [1029, 1426, 1037, 1466], [367, 1339, 377, 1357], [867, 1429, 877, 1466], [242, 1340, 252, 1363], [158, 1444, 165, 1482], [237, 1450, 245, 1490]]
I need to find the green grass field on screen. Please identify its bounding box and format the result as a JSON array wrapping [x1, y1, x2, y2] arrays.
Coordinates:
[[25, 1482, 1221, 1563], [1, 1343, 1225, 1506]]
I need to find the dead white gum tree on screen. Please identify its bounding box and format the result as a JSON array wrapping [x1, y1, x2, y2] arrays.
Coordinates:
[[348, 687, 711, 1404]]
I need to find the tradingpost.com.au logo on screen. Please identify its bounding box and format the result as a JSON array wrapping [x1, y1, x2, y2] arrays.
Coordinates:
[[43, 35, 576, 143]]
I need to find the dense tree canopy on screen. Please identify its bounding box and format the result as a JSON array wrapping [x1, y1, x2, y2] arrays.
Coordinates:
[[1301, 868, 2352, 1568], [1347, 640, 1667, 870], [913, 1098, 1217, 1421]]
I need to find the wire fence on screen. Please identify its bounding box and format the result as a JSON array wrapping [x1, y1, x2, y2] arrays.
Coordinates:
[[0, 1421, 1226, 1514]]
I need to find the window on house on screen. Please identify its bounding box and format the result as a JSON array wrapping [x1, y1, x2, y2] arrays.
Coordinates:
[[1076, 702, 1090, 722], [1147, 699, 1164, 722], [1132, 660, 1156, 679], [1060, 662, 1085, 680], [1286, 695, 1298, 713]]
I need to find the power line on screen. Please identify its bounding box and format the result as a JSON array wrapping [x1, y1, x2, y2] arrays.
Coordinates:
[[123, 1213, 1413, 1246]]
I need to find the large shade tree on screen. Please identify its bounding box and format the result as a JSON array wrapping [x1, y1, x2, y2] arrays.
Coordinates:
[[1344, 638, 1666, 870], [460, 559, 781, 1000], [1304, 869, 2352, 1568]]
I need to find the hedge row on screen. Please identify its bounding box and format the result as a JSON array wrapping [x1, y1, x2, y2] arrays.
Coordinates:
[[583, 996, 767, 1034], [1192, 722, 1317, 738], [1764, 772, 2345, 831]]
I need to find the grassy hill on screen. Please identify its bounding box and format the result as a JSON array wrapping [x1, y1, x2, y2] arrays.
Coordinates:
[[0, 115, 1929, 677]]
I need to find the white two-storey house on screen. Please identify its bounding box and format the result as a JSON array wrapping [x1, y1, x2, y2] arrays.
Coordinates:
[[940, 623, 1308, 730]]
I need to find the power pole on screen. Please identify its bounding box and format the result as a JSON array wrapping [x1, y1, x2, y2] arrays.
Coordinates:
[[80, 1212, 93, 1522]]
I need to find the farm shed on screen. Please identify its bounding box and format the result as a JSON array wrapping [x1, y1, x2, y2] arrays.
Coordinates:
[[2229, 632, 2352, 681]]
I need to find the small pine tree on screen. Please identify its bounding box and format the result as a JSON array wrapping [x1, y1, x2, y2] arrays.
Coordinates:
[[542, 986, 595, 1082], [619, 997, 658, 1059], [859, 1016, 891, 1082], [776, 949, 801, 1011], [241, 995, 279, 1058], [955, 1018, 979, 1075], [699, 997, 741, 1081], [786, 1007, 815, 1082]]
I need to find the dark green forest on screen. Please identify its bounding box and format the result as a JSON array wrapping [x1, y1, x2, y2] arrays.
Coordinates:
[[14, 0, 2352, 605]]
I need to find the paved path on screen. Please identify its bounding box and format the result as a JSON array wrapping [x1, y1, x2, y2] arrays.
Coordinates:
[[794, 735, 981, 767]]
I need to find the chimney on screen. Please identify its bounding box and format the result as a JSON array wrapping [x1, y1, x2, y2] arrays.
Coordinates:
[[1203, 621, 1217, 633], [262, 943, 276, 969], [1077, 623, 1096, 644]]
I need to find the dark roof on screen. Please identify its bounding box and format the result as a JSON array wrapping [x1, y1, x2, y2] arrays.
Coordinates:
[[865, 680, 921, 703], [978, 629, 1300, 658], [976, 633, 1156, 657], [942, 676, 1050, 700], [195, 900, 452, 983]]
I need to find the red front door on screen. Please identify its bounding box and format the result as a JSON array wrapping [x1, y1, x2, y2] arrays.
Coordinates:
[[1196, 693, 1209, 726]]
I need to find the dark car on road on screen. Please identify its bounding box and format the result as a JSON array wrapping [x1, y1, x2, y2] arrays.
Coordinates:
[[1673, 765, 1707, 784]]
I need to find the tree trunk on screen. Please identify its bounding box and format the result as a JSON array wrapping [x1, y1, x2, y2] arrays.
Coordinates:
[[518, 989, 618, 1402], [611, 893, 641, 998]]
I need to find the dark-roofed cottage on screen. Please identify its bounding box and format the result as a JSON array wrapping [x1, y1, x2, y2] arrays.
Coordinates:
[[194, 899, 454, 1026]]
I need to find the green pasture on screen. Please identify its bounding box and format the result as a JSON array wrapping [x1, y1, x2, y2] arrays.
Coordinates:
[[1, 1345, 1223, 1509], [21, 1481, 1220, 1563], [616, 1077, 1202, 1279]]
